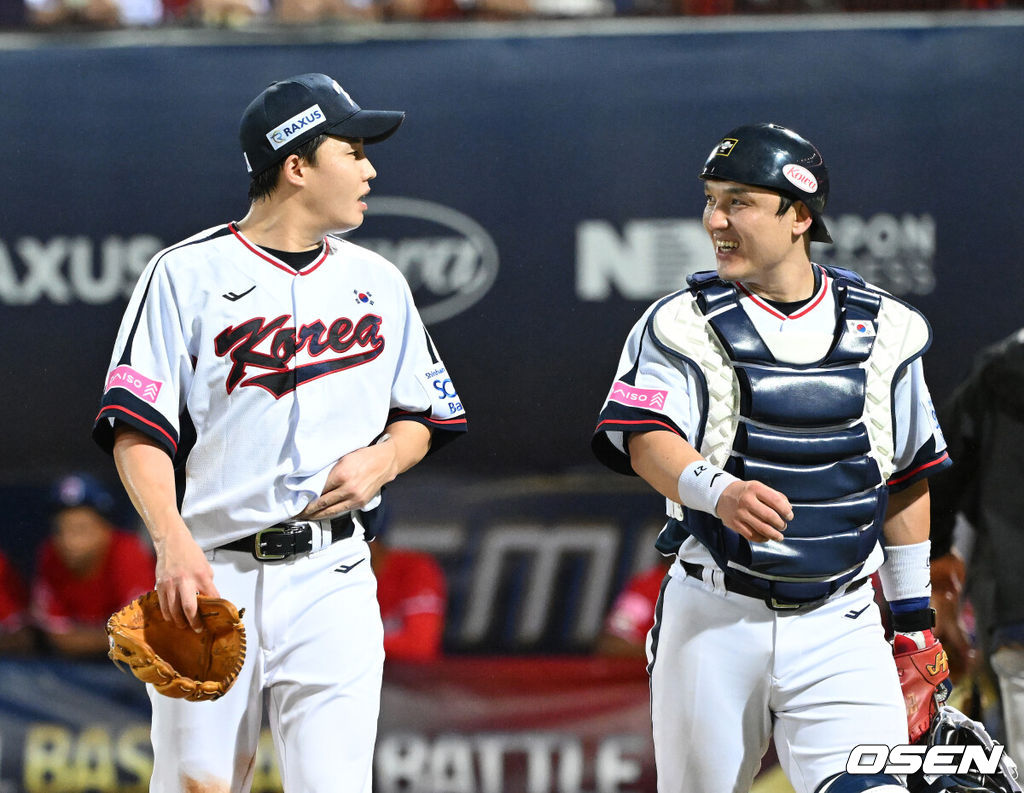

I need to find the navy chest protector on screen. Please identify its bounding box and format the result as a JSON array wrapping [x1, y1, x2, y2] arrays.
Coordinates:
[[651, 268, 929, 608]]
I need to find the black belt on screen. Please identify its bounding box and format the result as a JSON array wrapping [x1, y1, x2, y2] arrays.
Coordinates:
[[220, 515, 355, 561], [680, 561, 867, 610]]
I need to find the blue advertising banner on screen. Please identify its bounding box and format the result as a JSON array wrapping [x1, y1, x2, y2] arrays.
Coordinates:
[[1, 19, 1022, 482], [0, 656, 659, 793]]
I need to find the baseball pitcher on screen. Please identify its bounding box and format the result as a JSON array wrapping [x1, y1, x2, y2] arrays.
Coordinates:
[[93, 73, 467, 792]]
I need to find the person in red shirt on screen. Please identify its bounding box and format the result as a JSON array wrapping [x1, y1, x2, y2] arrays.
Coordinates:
[[369, 520, 447, 662], [0, 550, 33, 653], [595, 558, 673, 659], [30, 473, 154, 658]]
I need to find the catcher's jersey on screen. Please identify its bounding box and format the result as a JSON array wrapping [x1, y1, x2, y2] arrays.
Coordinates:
[[592, 266, 950, 576], [93, 223, 467, 549]]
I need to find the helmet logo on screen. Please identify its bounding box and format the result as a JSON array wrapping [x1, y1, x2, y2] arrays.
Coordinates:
[[713, 138, 738, 157], [783, 164, 818, 194]]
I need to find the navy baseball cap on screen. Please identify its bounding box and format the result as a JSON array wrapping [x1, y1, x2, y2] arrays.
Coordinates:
[[50, 473, 116, 518], [239, 73, 405, 177]]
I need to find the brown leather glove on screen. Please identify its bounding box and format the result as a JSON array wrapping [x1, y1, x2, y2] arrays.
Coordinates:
[[106, 590, 246, 702]]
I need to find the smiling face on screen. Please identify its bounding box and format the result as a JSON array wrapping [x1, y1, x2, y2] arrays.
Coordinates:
[[301, 136, 377, 234], [701, 179, 814, 290]]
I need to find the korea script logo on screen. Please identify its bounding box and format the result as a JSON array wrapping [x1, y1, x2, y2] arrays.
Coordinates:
[[214, 313, 384, 398]]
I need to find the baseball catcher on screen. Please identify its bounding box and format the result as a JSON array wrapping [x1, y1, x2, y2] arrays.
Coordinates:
[[106, 590, 246, 702], [592, 121, 954, 793]]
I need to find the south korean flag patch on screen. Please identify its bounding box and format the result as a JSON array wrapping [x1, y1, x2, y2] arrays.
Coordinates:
[[846, 319, 876, 336]]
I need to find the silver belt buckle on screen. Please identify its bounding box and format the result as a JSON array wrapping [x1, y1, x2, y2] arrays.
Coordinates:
[[254, 525, 289, 561], [769, 596, 804, 611]]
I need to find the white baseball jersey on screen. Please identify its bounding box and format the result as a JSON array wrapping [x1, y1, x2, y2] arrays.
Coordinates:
[[93, 221, 466, 793], [93, 222, 467, 548]]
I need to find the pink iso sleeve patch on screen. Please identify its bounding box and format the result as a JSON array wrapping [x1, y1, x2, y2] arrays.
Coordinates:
[[609, 383, 667, 410], [105, 365, 163, 404]]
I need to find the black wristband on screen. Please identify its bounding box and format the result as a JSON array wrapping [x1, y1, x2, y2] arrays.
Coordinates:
[[892, 607, 936, 633]]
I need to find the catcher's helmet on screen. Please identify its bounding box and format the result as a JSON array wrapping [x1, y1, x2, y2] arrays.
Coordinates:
[[700, 122, 832, 244], [907, 706, 1022, 793]]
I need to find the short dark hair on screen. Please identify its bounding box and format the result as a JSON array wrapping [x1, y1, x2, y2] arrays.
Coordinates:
[[248, 133, 329, 203], [777, 194, 817, 248]]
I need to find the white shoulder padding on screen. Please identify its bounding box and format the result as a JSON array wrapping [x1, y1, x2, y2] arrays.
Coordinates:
[[651, 293, 739, 522], [863, 295, 931, 481], [651, 292, 739, 468]]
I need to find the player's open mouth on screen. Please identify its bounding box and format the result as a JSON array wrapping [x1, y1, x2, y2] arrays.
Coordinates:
[[716, 240, 738, 252]]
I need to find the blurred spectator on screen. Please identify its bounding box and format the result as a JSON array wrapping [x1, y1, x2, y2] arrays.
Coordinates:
[[275, 0, 380, 23], [163, 0, 269, 26], [0, 549, 34, 654], [25, 0, 163, 27], [369, 516, 447, 662], [929, 328, 1024, 764], [374, 0, 608, 22], [612, 0, 730, 14], [594, 557, 671, 659], [30, 473, 153, 658]]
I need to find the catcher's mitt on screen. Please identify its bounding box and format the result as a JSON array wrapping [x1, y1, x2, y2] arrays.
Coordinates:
[[107, 590, 246, 702], [894, 629, 953, 743]]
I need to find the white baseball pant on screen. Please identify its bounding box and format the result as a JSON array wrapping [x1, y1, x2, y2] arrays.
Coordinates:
[[148, 534, 383, 793], [648, 560, 908, 793]]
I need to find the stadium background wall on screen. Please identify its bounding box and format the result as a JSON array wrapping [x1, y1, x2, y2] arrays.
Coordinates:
[[0, 16, 1022, 653]]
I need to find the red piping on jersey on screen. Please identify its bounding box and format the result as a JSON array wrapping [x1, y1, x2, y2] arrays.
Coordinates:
[[738, 266, 829, 320], [596, 418, 680, 435], [229, 224, 329, 276], [96, 405, 178, 451], [886, 451, 950, 486]]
